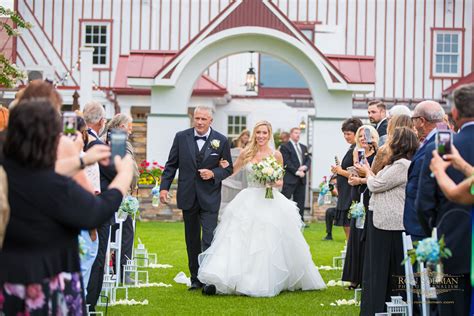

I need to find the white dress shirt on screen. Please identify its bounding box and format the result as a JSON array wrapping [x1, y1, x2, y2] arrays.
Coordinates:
[[194, 128, 211, 151]]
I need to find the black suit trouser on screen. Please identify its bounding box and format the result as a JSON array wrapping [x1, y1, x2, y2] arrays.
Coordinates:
[[86, 221, 111, 309], [325, 207, 336, 235], [183, 200, 218, 284], [282, 181, 306, 221]]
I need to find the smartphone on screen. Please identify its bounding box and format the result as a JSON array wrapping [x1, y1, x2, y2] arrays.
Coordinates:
[[62, 112, 77, 136], [110, 128, 127, 160], [357, 149, 366, 165], [334, 155, 340, 166], [436, 130, 452, 156], [364, 128, 372, 144], [347, 166, 358, 176]]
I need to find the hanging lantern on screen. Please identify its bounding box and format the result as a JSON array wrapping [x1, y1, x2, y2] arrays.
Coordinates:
[[245, 52, 257, 92]]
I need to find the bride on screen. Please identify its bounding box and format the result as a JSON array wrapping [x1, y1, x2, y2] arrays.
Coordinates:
[[197, 121, 326, 297]]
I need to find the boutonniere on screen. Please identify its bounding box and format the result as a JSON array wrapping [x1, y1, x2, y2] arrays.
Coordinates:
[[210, 139, 220, 150]]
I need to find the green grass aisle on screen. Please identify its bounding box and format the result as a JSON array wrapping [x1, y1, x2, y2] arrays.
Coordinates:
[[99, 222, 360, 315]]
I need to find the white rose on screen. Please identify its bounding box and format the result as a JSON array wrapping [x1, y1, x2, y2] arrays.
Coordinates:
[[264, 167, 274, 176]]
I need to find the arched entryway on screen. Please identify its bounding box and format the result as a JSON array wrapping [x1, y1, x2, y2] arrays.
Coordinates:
[[128, 0, 374, 186]]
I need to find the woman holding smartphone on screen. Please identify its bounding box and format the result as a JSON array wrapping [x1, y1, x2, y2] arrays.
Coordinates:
[[331, 118, 363, 240], [342, 125, 379, 290]]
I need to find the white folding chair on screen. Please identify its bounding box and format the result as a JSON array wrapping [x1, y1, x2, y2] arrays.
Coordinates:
[[402, 233, 415, 316]]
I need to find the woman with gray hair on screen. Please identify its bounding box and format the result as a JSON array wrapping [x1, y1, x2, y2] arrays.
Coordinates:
[[107, 113, 139, 282]]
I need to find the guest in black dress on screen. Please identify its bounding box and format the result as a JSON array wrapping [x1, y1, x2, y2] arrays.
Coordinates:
[[0, 99, 135, 315], [331, 118, 363, 240], [342, 125, 379, 289]]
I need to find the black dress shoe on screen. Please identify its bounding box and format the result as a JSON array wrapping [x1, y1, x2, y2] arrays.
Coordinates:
[[323, 235, 333, 241], [202, 284, 216, 295], [188, 281, 203, 291]]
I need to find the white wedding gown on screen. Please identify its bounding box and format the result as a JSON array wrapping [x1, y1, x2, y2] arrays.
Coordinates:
[[198, 163, 326, 297]]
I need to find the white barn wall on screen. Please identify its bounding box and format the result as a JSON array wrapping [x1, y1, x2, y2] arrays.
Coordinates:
[[16, 0, 473, 102]]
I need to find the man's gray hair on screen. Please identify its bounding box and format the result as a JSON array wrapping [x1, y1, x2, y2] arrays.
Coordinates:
[[414, 100, 445, 122], [194, 105, 214, 117], [108, 113, 133, 130], [83, 101, 106, 124]]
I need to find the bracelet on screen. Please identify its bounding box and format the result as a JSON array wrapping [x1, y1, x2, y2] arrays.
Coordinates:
[[79, 157, 86, 169]]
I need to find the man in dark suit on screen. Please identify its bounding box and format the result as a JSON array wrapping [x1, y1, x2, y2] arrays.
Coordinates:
[[367, 100, 388, 145], [403, 100, 445, 242], [160, 106, 232, 290], [82, 101, 114, 311], [281, 127, 311, 223], [416, 84, 474, 316]]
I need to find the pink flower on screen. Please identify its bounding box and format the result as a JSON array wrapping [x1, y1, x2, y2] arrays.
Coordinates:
[[146, 162, 150, 167], [4, 283, 25, 299], [0, 291, 4, 309], [152, 161, 158, 165], [25, 284, 45, 310]]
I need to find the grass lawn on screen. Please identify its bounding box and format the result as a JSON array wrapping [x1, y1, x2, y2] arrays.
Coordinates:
[[99, 221, 360, 315]]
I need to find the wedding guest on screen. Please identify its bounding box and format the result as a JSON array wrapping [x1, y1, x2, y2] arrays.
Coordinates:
[[343, 125, 378, 289], [231, 129, 250, 149], [430, 145, 474, 204], [83, 101, 116, 311], [417, 84, 474, 316], [278, 131, 290, 149], [403, 101, 445, 242], [331, 118, 363, 240], [367, 100, 388, 145], [0, 98, 134, 315], [323, 176, 338, 241], [107, 113, 139, 283], [372, 114, 414, 175], [360, 127, 418, 315], [281, 127, 311, 224]]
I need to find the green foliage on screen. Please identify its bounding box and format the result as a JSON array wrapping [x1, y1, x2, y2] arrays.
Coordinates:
[[273, 132, 282, 149], [99, 222, 359, 315], [0, 5, 31, 88]]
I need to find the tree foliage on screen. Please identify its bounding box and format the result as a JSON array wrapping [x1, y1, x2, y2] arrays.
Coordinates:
[[0, 5, 32, 88]]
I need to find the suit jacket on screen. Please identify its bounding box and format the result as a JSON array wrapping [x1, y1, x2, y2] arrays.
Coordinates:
[[403, 133, 436, 238], [160, 128, 233, 212], [416, 124, 474, 273], [376, 118, 388, 137], [280, 141, 311, 185]]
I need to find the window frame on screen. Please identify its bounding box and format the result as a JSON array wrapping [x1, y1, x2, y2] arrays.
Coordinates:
[[431, 28, 464, 79], [227, 114, 248, 139], [79, 19, 113, 71]]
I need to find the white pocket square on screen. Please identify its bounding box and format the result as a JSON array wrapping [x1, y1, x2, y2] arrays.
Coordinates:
[[210, 153, 219, 156]]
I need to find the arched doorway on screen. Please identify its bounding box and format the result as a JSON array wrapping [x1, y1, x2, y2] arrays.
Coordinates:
[[128, 0, 374, 185]]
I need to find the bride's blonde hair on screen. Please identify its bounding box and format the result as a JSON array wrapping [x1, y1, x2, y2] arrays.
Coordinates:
[[241, 120, 273, 164]]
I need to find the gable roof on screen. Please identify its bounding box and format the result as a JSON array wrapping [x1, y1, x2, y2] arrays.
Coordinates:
[[114, 51, 228, 96], [442, 72, 474, 96]]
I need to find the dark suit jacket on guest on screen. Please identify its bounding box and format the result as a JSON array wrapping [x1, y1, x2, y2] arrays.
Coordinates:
[[160, 128, 233, 212], [403, 133, 436, 239], [280, 141, 311, 185], [416, 124, 474, 274], [376, 118, 388, 137]]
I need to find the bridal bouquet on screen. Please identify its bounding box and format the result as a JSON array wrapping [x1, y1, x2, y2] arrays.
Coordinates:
[[251, 155, 285, 199]]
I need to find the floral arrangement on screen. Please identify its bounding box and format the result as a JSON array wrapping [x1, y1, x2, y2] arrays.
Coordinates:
[[317, 176, 330, 206], [138, 160, 164, 185], [251, 155, 285, 199], [151, 185, 160, 207], [118, 195, 140, 219], [403, 235, 452, 282], [404, 236, 452, 265], [349, 200, 365, 219]]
